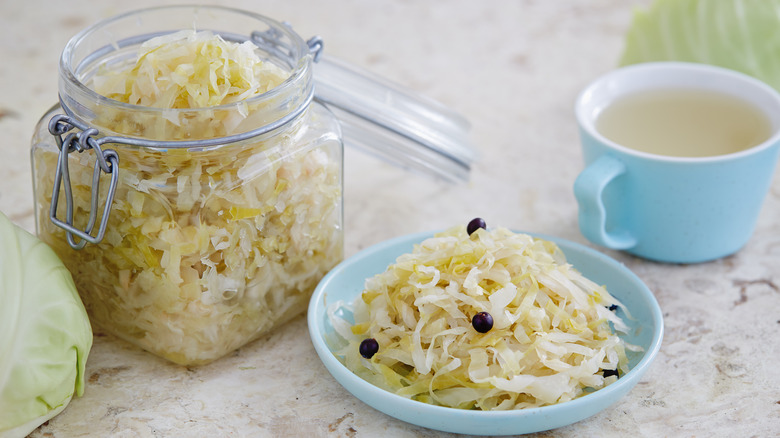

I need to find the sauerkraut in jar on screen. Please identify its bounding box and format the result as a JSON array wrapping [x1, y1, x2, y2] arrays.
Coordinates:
[[31, 6, 343, 365]]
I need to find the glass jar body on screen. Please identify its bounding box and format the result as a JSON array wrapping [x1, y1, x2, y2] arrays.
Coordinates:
[[32, 102, 343, 366], [30, 6, 344, 366]]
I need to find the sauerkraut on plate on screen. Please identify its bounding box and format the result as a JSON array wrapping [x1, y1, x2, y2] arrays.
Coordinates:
[[328, 223, 640, 410]]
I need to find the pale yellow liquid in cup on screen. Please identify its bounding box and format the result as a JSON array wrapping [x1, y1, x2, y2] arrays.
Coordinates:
[[596, 88, 773, 157]]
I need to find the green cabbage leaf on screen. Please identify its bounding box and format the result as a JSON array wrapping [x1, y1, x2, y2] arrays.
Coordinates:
[[0, 211, 92, 437], [620, 0, 780, 92]]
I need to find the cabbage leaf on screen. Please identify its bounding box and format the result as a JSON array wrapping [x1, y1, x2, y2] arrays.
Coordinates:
[[0, 212, 92, 437], [620, 0, 780, 92]]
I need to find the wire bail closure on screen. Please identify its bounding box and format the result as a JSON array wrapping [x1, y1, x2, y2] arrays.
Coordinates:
[[251, 24, 324, 64], [48, 114, 120, 250]]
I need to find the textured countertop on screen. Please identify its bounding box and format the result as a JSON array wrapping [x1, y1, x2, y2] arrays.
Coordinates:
[[2, 1, 779, 436]]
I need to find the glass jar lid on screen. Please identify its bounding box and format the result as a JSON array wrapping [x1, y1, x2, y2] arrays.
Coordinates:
[[313, 56, 477, 183]]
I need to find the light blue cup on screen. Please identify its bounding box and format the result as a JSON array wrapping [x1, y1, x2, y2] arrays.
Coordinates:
[[574, 62, 780, 264]]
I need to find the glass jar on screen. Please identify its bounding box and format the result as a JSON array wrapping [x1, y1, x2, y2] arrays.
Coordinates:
[[31, 6, 343, 366], [31, 6, 474, 366]]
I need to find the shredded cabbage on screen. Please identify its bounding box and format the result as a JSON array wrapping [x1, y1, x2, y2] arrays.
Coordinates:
[[33, 30, 342, 365], [329, 226, 636, 410], [93, 30, 286, 110]]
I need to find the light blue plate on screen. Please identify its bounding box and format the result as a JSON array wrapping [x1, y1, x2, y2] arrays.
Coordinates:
[[307, 230, 664, 435]]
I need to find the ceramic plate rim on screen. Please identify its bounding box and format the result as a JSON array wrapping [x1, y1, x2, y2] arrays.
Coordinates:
[[307, 230, 664, 435]]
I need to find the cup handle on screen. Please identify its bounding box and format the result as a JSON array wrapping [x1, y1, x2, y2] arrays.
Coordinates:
[[573, 155, 638, 250]]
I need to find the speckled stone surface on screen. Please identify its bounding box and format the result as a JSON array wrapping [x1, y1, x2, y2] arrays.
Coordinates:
[[1, 1, 779, 436]]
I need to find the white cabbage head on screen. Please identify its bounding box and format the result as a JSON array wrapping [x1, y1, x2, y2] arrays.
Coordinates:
[[0, 212, 92, 437]]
